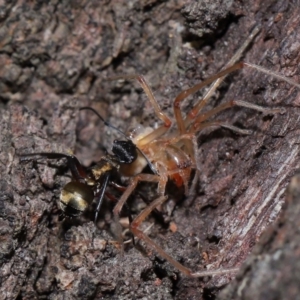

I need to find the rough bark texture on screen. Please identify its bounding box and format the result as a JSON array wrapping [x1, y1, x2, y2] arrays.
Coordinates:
[[218, 171, 300, 300], [1, 0, 300, 299]]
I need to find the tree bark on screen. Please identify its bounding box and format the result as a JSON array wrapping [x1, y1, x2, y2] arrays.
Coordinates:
[[0, 0, 300, 299]]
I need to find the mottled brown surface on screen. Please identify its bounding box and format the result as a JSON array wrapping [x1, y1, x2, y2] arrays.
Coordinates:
[[1, 0, 300, 299], [218, 171, 300, 300]]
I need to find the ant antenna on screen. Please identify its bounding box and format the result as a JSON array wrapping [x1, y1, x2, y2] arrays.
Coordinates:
[[80, 107, 158, 175], [80, 107, 129, 140]]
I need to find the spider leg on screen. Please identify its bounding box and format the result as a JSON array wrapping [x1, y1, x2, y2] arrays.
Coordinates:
[[167, 133, 197, 160], [174, 63, 244, 135], [108, 74, 172, 129], [174, 25, 261, 136], [113, 174, 162, 217], [108, 74, 174, 147], [130, 194, 239, 277], [189, 99, 284, 134], [184, 26, 260, 128], [107, 27, 254, 150], [112, 173, 166, 245], [108, 28, 261, 148], [172, 25, 300, 155], [190, 120, 253, 135], [183, 61, 300, 133], [172, 56, 300, 152], [171, 62, 245, 157], [129, 28, 261, 150], [105, 184, 136, 245]]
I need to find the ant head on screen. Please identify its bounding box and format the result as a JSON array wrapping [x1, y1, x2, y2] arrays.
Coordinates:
[[112, 140, 137, 164]]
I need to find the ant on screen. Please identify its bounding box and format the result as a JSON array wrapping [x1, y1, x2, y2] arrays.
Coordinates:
[[20, 25, 300, 278], [20, 107, 153, 222]]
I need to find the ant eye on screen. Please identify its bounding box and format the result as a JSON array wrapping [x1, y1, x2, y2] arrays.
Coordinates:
[[112, 140, 137, 164]]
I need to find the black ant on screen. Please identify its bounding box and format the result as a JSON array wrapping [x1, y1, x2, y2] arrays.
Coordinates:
[[20, 107, 155, 222]]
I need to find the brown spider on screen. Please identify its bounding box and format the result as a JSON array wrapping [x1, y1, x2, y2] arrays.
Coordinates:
[[108, 26, 300, 277]]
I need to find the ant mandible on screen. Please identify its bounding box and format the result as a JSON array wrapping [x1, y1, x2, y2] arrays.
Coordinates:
[[21, 25, 300, 278]]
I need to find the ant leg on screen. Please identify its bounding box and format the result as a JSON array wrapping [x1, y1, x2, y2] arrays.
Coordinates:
[[130, 194, 239, 277], [94, 172, 110, 223], [20, 152, 88, 182]]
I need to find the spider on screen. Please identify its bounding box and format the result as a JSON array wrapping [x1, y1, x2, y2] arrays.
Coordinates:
[[106, 26, 300, 277]]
